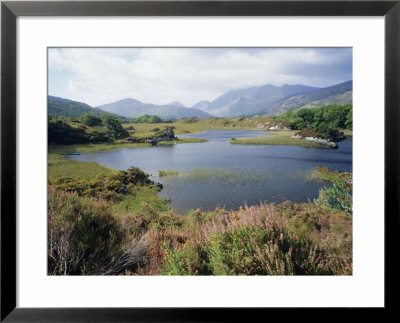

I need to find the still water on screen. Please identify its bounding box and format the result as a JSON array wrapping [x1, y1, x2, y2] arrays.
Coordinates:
[[69, 130, 352, 214]]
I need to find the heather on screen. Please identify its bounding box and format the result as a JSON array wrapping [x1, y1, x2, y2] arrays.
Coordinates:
[[48, 171, 352, 275], [162, 203, 352, 275], [48, 186, 125, 275]]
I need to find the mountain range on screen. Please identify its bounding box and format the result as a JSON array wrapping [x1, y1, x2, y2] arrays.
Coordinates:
[[96, 98, 211, 119], [49, 80, 352, 119], [48, 96, 124, 119], [193, 84, 319, 117], [257, 81, 353, 116]]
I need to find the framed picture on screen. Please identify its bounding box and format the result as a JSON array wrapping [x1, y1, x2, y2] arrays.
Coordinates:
[[1, 0, 399, 321]]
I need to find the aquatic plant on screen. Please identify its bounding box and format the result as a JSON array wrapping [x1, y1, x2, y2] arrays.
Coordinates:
[[158, 170, 179, 177]]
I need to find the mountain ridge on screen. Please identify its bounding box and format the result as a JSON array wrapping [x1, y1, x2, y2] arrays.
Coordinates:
[[258, 81, 353, 116], [97, 98, 211, 119], [49, 80, 352, 120], [48, 96, 125, 119]]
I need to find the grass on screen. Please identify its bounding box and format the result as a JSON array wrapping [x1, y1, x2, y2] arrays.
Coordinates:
[[342, 129, 353, 136], [159, 170, 179, 177], [230, 130, 321, 148], [311, 166, 352, 183], [49, 142, 152, 155], [48, 138, 207, 156], [111, 186, 169, 215], [123, 116, 276, 138], [160, 167, 271, 186], [48, 153, 113, 181], [158, 138, 208, 146]]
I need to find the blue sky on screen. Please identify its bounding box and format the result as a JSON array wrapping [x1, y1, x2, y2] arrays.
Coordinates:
[[48, 48, 352, 107]]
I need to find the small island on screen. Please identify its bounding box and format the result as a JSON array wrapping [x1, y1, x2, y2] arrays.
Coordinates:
[[231, 104, 352, 149]]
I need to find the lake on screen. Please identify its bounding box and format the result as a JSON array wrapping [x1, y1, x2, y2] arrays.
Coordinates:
[[69, 129, 352, 214]]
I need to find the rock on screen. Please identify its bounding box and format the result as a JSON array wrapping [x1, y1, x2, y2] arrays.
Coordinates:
[[304, 136, 338, 148], [117, 185, 129, 194]]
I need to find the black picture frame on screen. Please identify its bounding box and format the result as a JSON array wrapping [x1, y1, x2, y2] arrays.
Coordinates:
[[1, 1, 399, 321]]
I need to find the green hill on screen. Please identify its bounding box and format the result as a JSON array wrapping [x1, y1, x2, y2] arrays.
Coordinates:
[[48, 96, 125, 119]]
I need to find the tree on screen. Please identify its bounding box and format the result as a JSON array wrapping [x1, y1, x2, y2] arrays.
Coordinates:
[[154, 126, 175, 139], [80, 113, 103, 127], [103, 116, 129, 139], [48, 119, 88, 145]]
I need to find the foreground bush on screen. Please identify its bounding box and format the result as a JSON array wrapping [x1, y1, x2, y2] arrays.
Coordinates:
[[53, 166, 155, 201], [48, 165, 352, 276], [162, 203, 352, 275], [48, 186, 125, 275]]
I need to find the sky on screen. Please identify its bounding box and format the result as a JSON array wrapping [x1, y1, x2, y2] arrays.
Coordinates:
[[48, 48, 352, 107]]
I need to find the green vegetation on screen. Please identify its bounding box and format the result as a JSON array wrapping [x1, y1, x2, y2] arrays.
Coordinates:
[[48, 118, 89, 145], [231, 104, 352, 148], [312, 167, 353, 216], [129, 114, 174, 124], [49, 171, 352, 275], [122, 116, 269, 139], [48, 186, 126, 275], [159, 170, 179, 177], [161, 168, 271, 186], [162, 202, 352, 275], [48, 114, 127, 145], [80, 113, 103, 127], [153, 126, 176, 140], [103, 115, 129, 139], [48, 153, 113, 182], [48, 110, 352, 275], [158, 138, 208, 146], [279, 104, 352, 130], [230, 130, 322, 148], [278, 103, 352, 140], [111, 186, 168, 215], [48, 96, 123, 119], [53, 166, 156, 201]]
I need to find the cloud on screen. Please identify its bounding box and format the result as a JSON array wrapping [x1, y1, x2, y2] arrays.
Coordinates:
[[48, 47, 352, 107]]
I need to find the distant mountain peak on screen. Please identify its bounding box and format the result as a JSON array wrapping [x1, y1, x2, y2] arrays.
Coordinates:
[[117, 98, 143, 104], [97, 98, 211, 119], [167, 101, 185, 107]]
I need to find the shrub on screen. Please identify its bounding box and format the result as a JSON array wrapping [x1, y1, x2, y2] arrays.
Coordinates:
[[162, 203, 352, 275], [80, 113, 103, 127], [314, 179, 353, 215], [48, 186, 125, 275], [48, 119, 88, 145], [53, 166, 154, 201], [88, 131, 112, 143], [154, 126, 176, 139], [103, 115, 129, 139]]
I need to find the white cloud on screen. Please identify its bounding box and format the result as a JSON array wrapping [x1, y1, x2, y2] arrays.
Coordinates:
[[48, 48, 352, 107]]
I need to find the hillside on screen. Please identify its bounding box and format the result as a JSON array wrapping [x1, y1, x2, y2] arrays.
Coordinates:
[[258, 81, 353, 116], [191, 84, 318, 117], [97, 98, 212, 119], [48, 96, 124, 119]]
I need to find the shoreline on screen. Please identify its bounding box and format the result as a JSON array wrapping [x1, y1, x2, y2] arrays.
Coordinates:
[[231, 129, 352, 148]]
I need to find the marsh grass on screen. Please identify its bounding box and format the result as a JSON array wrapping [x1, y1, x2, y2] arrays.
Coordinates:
[[159, 170, 179, 177], [230, 130, 321, 148], [48, 153, 113, 181], [158, 138, 208, 146], [160, 167, 270, 185]]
